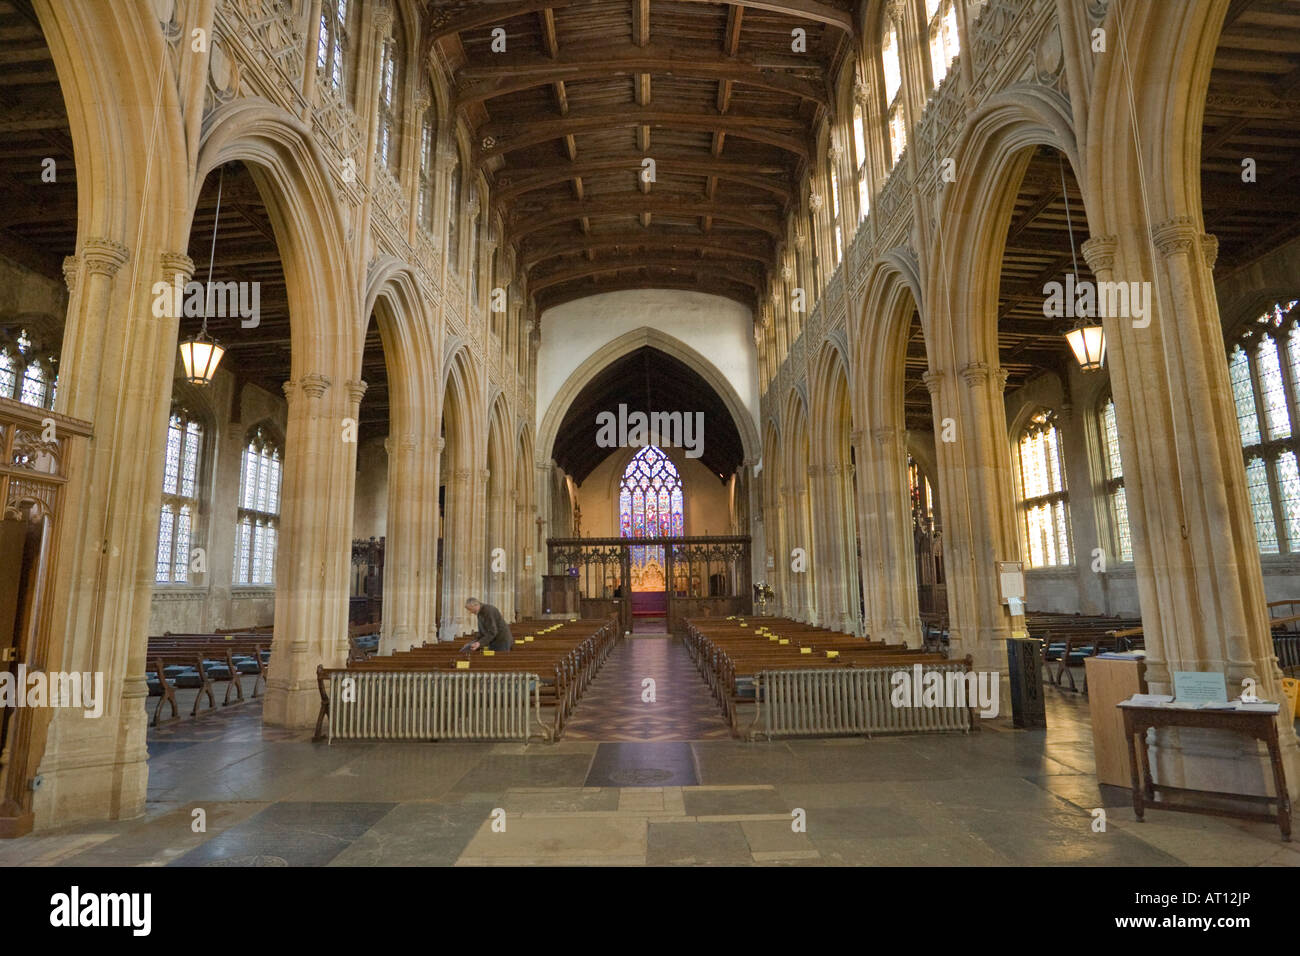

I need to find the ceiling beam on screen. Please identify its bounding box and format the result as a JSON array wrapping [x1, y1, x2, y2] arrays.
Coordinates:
[[454, 46, 828, 109], [429, 0, 853, 42], [496, 159, 791, 203], [508, 197, 783, 240], [534, 275, 757, 311], [476, 107, 810, 162], [521, 232, 774, 268], [529, 256, 763, 293]]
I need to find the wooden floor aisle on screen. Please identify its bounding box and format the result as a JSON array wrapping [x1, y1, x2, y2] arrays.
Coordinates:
[[562, 634, 733, 741]]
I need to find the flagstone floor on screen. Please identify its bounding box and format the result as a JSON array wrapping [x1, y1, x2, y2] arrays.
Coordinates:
[[3, 636, 1297, 867]]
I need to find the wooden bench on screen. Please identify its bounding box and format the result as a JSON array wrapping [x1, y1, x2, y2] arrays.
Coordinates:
[[314, 617, 618, 741], [146, 632, 270, 725]]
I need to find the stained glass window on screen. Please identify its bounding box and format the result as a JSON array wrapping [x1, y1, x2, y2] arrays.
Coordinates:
[[619, 446, 684, 588], [235, 427, 282, 585], [1230, 300, 1300, 553], [156, 411, 203, 584], [1016, 410, 1072, 568], [0, 329, 56, 409], [318, 0, 349, 96], [376, 28, 401, 171], [1100, 398, 1132, 562]]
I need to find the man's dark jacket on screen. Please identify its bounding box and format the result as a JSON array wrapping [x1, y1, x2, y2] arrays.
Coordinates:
[[476, 603, 514, 651]]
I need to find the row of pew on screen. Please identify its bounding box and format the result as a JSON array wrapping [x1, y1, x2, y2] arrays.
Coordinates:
[[1025, 612, 1143, 691], [684, 616, 962, 735], [315, 617, 619, 741], [145, 632, 273, 725]]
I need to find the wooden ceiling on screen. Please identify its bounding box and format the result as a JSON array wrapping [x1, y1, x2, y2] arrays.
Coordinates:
[[431, 0, 854, 314], [1200, 0, 1300, 281], [552, 345, 743, 481], [0, 0, 76, 279]]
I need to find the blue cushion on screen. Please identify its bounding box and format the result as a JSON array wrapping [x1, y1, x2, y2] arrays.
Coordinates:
[[171, 668, 202, 688]]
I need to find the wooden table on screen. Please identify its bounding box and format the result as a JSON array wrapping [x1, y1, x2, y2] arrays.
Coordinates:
[[1119, 703, 1292, 841]]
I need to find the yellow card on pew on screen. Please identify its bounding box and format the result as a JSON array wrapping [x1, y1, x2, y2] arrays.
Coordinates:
[[769, 635, 779, 641], [456, 660, 470, 669], [569, 618, 577, 622], [826, 650, 839, 659], [779, 639, 789, 645], [483, 650, 495, 656], [525, 636, 534, 642], [800, 647, 811, 654]]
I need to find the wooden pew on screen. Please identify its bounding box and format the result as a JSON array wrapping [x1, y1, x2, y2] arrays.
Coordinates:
[[146, 632, 270, 725]]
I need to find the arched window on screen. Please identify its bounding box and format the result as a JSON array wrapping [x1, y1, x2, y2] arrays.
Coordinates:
[[619, 445, 684, 591], [0, 347, 15, 398], [1099, 396, 1132, 562], [469, 209, 481, 301], [446, 158, 462, 274], [418, 93, 436, 230], [926, 0, 960, 89], [1228, 300, 1300, 553], [317, 0, 349, 96], [0, 329, 56, 409], [829, 163, 843, 263], [1016, 409, 1072, 568], [376, 31, 400, 170], [156, 410, 203, 584], [881, 17, 906, 167], [235, 427, 282, 585], [852, 100, 869, 222]]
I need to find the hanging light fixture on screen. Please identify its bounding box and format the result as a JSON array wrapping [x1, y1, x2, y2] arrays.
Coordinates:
[[179, 165, 226, 385], [1057, 154, 1104, 371]]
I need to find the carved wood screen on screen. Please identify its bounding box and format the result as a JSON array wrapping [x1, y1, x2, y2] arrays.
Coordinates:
[[0, 396, 91, 837], [546, 535, 752, 634]]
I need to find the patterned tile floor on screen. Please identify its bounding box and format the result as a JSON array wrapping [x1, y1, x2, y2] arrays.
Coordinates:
[[4, 650, 1297, 866], [562, 634, 733, 741]]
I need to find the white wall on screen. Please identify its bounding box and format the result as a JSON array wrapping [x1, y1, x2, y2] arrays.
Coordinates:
[[536, 289, 760, 440]]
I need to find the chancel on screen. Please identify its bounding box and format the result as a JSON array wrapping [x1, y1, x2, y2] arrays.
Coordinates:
[[0, 0, 1297, 874]]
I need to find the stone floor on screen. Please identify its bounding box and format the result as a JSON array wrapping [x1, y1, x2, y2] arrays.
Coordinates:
[[4, 635, 1297, 866]]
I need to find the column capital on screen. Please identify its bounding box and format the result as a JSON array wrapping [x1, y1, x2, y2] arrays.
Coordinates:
[[853, 79, 870, 105], [959, 361, 990, 387], [808, 191, 824, 212], [827, 143, 843, 164], [849, 428, 864, 447], [284, 372, 332, 401], [995, 366, 1011, 391], [454, 469, 471, 483], [885, 0, 907, 25], [480, 467, 491, 482], [160, 252, 195, 281], [921, 370, 944, 395], [806, 464, 823, 477], [82, 237, 129, 278], [438, 436, 446, 452], [873, 426, 899, 446], [345, 378, 368, 405], [371, 0, 394, 35], [414, 89, 432, 115], [62, 255, 78, 293], [1150, 216, 1200, 258], [1080, 235, 1118, 275], [1201, 233, 1219, 270]]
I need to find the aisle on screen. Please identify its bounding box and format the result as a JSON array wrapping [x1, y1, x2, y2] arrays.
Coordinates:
[[562, 634, 732, 741]]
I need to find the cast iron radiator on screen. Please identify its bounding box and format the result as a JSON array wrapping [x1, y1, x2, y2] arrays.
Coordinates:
[[750, 662, 975, 739], [327, 670, 546, 742]]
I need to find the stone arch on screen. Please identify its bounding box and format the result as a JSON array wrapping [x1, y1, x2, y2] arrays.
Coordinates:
[[365, 259, 441, 650], [536, 325, 760, 473], [808, 338, 860, 631], [926, 90, 1078, 371], [484, 391, 514, 613], [197, 98, 359, 377]]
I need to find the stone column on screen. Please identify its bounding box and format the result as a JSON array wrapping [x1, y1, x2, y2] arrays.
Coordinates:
[[1090, 223, 1300, 797], [263, 375, 363, 727], [380, 430, 420, 653], [35, 241, 178, 828], [864, 425, 922, 646]]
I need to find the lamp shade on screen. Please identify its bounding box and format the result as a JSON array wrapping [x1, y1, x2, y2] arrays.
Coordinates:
[[179, 333, 225, 385], [1065, 321, 1105, 371]]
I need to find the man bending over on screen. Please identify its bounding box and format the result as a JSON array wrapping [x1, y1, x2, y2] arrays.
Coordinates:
[[463, 598, 514, 652]]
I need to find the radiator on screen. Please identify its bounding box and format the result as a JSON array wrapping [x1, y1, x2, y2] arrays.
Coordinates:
[[327, 671, 547, 742], [751, 664, 973, 739]]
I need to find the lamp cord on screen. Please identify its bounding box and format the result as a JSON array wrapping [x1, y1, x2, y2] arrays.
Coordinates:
[[201, 164, 225, 338]]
